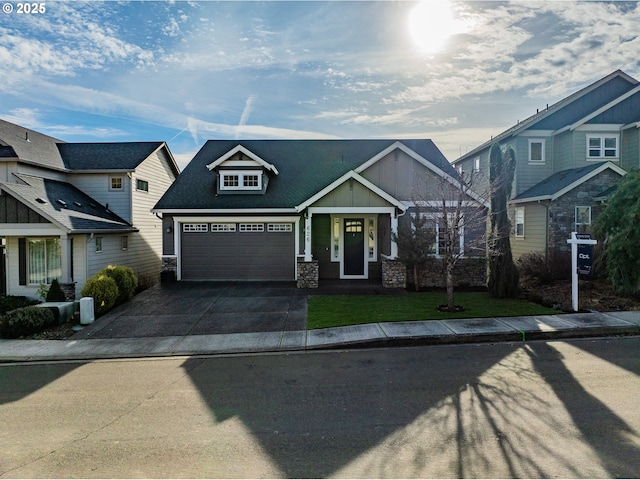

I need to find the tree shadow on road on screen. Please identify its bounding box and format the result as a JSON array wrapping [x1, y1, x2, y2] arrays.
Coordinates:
[[182, 340, 639, 478]]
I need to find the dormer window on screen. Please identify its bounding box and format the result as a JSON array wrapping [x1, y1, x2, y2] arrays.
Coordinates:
[[220, 170, 263, 191]]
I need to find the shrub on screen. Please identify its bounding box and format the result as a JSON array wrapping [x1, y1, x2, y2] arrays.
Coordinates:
[[0, 306, 55, 339], [517, 249, 572, 284], [45, 279, 67, 302], [100, 265, 138, 305], [81, 274, 119, 317], [0, 295, 39, 315]]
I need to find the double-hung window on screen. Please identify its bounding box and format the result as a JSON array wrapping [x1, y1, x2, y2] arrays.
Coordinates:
[[514, 207, 525, 237], [576, 206, 591, 226], [28, 238, 61, 284], [587, 135, 618, 159]]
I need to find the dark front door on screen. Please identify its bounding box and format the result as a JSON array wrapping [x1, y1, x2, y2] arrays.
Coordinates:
[[344, 218, 365, 276]]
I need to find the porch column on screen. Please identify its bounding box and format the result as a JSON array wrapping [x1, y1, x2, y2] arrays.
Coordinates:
[[60, 233, 72, 284], [390, 212, 399, 259], [304, 212, 313, 261]]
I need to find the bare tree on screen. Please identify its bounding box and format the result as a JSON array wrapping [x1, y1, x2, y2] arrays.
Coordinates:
[[409, 168, 489, 311]]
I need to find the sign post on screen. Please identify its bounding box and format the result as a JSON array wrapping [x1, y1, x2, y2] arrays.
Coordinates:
[[566, 232, 597, 312]]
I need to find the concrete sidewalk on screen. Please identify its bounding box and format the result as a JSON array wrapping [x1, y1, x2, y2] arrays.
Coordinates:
[[1, 310, 639, 362]]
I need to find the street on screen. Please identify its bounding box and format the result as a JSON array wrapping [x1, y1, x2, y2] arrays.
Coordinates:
[[1, 337, 639, 478]]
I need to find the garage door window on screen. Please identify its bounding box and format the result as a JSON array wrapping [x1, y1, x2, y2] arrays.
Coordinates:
[[268, 223, 292, 232], [183, 224, 208, 232], [211, 223, 236, 232], [239, 223, 264, 232]]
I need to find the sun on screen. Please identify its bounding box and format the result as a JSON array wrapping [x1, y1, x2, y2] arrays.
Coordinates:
[[408, 0, 459, 53]]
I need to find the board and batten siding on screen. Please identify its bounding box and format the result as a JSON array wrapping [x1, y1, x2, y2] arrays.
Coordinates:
[[311, 180, 391, 208], [510, 203, 548, 259], [361, 150, 460, 203]]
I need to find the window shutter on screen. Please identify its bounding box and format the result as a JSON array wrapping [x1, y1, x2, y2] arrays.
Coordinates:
[[18, 238, 26, 285]]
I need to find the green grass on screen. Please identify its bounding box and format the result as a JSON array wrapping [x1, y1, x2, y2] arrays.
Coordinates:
[[307, 292, 559, 329]]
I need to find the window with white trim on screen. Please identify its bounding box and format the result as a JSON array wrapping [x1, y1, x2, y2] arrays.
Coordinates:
[[220, 171, 263, 191], [587, 135, 618, 159], [121, 236, 128, 251], [474, 157, 480, 173], [211, 223, 236, 232], [332, 217, 340, 261], [529, 139, 545, 163], [95, 237, 103, 253], [110, 176, 123, 190], [514, 207, 525, 237], [368, 218, 377, 260], [576, 206, 591, 226], [136, 179, 149, 192], [28, 238, 61, 285], [239, 223, 264, 232], [183, 224, 208, 232], [267, 223, 292, 232], [435, 214, 464, 256]]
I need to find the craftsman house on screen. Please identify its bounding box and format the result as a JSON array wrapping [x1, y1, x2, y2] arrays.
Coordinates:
[[0, 119, 180, 299], [453, 70, 638, 260], [153, 139, 488, 288]]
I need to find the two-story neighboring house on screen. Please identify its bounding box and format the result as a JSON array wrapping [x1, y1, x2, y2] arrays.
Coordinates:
[[152, 139, 488, 288], [453, 70, 638, 261], [0, 119, 180, 299]]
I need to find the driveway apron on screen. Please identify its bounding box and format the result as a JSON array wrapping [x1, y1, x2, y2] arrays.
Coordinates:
[[72, 282, 308, 339]]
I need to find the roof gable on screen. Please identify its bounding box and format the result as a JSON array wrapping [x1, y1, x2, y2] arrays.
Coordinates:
[[0, 119, 66, 170], [511, 162, 626, 204], [455, 70, 639, 163], [206, 144, 279, 174], [153, 139, 454, 211]]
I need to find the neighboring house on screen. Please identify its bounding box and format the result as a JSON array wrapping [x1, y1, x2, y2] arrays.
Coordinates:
[[152, 139, 487, 288], [453, 70, 639, 260], [0, 119, 180, 299]]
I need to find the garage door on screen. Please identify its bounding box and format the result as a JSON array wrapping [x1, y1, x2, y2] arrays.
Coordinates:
[[180, 222, 295, 280]]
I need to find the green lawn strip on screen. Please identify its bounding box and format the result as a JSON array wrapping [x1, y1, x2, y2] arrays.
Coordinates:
[[307, 292, 558, 329]]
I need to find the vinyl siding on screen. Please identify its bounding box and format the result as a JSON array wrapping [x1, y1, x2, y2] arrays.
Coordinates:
[[553, 131, 574, 171], [513, 136, 554, 194], [69, 173, 132, 223], [510, 203, 548, 259], [129, 148, 176, 280], [621, 127, 639, 171]]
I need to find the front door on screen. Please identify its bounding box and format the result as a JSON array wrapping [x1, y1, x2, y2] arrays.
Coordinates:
[[343, 218, 365, 276]]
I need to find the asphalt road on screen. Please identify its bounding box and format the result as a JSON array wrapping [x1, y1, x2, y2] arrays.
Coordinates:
[[1, 337, 639, 478]]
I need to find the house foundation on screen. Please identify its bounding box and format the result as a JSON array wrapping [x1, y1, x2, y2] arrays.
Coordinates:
[[297, 260, 319, 288], [382, 257, 406, 289]]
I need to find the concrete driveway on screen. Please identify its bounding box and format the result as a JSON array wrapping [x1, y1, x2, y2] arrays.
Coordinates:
[[72, 281, 308, 339]]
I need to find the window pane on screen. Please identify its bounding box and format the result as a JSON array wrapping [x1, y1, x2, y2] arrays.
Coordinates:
[[243, 175, 259, 187], [46, 239, 61, 283], [589, 138, 601, 148], [223, 175, 239, 187], [530, 142, 543, 161], [604, 137, 617, 148], [28, 239, 46, 284]]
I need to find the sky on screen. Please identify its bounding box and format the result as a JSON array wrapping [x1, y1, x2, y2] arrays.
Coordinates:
[[1, 0, 640, 169]]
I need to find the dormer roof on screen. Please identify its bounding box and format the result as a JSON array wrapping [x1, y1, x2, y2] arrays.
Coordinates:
[[206, 144, 279, 174]]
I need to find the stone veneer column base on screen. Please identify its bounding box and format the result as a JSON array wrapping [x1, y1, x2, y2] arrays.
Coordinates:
[[382, 257, 406, 289], [60, 283, 77, 301], [297, 260, 319, 288]]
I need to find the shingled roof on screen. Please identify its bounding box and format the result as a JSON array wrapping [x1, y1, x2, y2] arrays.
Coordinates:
[[58, 142, 165, 171], [0, 119, 66, 170], [154, 139, 455, 210], [1, 174, 136, 233], [511, 162, 625, 203]]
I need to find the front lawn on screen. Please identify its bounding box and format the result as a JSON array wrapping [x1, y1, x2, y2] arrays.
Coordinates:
[[307, 291, 559, 329]]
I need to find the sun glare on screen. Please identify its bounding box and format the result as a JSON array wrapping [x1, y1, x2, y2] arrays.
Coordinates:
[[408, 0, 459, 53]]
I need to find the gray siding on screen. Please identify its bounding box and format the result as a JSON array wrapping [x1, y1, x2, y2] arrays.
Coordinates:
[[553, 131, 574, 171], [70, 173, 132, 223], [311, 181, 391, 208], [621, 127, 639, 171]]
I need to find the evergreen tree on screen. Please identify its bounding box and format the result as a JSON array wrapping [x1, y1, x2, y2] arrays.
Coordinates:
[[45, 279, 67, 302], [594, 169, 640, 295], [394, 206, 435, 291], [487, 143, 520, 298]]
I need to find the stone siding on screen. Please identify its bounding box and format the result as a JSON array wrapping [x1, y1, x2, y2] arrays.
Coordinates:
[[547, 170, 621, 253], [60, 283, 76, 301], [297, 260, 319, 288], [382, 257, 406, 288], [162, 256, 178, 272], [409, 257, 487, 289]]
